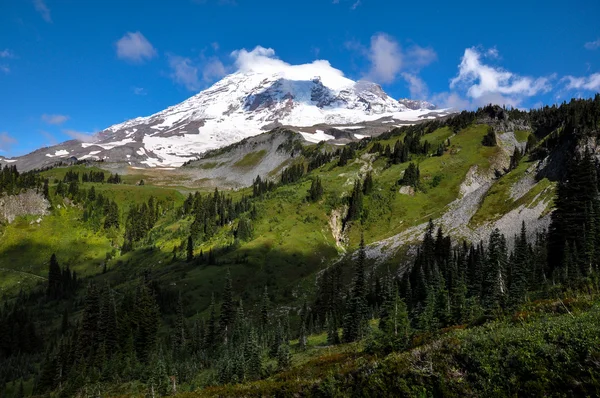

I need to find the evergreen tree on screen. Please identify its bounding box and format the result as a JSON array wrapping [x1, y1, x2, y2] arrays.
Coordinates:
[[186, 235, 194, 262], [173, 292, 186, 353], [277, 343, 291, 371], [220, 269, 235, 341], [343, 235, 369, 342], [508, 222, 530, 308], [482, 229, 507, 312], [400, 162, 420, 188], [308, 177, 324, 202], [326, 312, 340, 345], [362, 171, 374, 195], [47, 253, 63, 299]]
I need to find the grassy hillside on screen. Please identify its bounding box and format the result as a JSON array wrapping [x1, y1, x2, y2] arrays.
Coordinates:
[[9, 97, 600, 397]]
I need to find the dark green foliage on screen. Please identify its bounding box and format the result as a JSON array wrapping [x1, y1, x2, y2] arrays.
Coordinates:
[[47, 253, 77, 299], [337, 146, 355, 167], [345, 180, 363, 223], [234, 217, 253, 241], [122, 197, 159, 251], [509, 146, 523, 170], [362, 171, 374, 195], [308, 176, 324, 202], [103, 200, 120, 230], [81, 170, 105, 183], [106, 173, 122, 184], [186, 235, 194, 262], [280, 163, 304, 184], [343, 236, 369, 342], [482, 126, 497, 146], [220, 269, 235, 339], [400, 162, 420, 188], [277, 343, 291, 371]]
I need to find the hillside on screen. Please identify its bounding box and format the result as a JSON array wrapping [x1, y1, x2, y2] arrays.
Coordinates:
[[0, 96, 599, 397]]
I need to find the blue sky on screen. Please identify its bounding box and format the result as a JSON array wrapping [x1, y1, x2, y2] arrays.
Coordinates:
[[1, 0, 599, 157]]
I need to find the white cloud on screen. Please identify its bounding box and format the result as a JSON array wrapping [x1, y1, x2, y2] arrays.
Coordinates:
[[211, 42, 220, 51], [0, 132, 17, 152], [0, 49, 14, 59], [168, 55, 201, 91], [63, 129, 96, 143], [450, 47, 552, 104], [116, 32, 157, 63], [133, 87, 146, 95], [584, 39, 600, 50], [231, 46, 352, 89], [202, 58, 226, 82], [430, 92, 471, 110], [366, 33, 403, 84], [33, 0, 52, 23], [404, 45, 437, 69], [401, 73, 428, 99], [0, 65, 9, 74], [347, 34, 436, 98], [562, 73, 600, 91], [41, 113, 69, 125], [351, 0, 361, 10]]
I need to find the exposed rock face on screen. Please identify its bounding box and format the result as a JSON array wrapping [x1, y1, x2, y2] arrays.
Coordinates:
[[397, 99, 437, 110], [0, 190, 50, 223]]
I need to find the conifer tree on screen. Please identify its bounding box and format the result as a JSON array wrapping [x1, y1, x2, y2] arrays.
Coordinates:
[[173, 292, 186, 353], [308, 176, 324, 202], [277, 343, 291, 371], [482, 229, 507, 312], [220, 269, 235, 341], [186, 235, 194, 262], [246, 328, 262, 380], [47, 253, 63, 299], [362, 171, 374, 195], [343, 235, 369, 342], [508, 222, 530, 308], [326, 311, 340, 345], [205, 293, 217, 351]]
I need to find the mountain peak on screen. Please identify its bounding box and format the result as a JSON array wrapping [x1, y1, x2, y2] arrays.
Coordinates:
[[2, 71, 450, 171]]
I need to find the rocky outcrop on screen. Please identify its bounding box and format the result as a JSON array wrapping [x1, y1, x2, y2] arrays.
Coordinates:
[[0, 190, 50, 223]]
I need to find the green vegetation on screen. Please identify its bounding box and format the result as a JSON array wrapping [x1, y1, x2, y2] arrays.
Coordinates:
[[232, 150, 267, 168], [1, 96, 600, 397]]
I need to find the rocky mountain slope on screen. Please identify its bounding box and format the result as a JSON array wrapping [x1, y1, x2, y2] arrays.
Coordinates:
[[0, 71, 450, 171]]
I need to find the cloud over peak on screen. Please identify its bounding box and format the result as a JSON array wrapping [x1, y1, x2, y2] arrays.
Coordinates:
[[231, 46, 352, 89], [116, 32, 157, 63]]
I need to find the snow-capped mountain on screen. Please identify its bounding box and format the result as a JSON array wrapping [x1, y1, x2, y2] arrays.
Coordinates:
[[1, 69, 450, 171]]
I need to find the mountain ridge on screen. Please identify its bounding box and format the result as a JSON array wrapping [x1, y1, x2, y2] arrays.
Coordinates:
[[0, 70, 450, 171]]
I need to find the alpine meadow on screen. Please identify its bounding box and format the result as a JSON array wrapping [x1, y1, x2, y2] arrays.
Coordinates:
[[1, 1, 600, 396]]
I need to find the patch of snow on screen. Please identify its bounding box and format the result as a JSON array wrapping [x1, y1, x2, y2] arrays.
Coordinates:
[[82, 138, 134, 150], [299, 130, 335, 143], [45, 149, 70, 158], [354, 134, 368, 139], [331, 125, 365, 130]]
